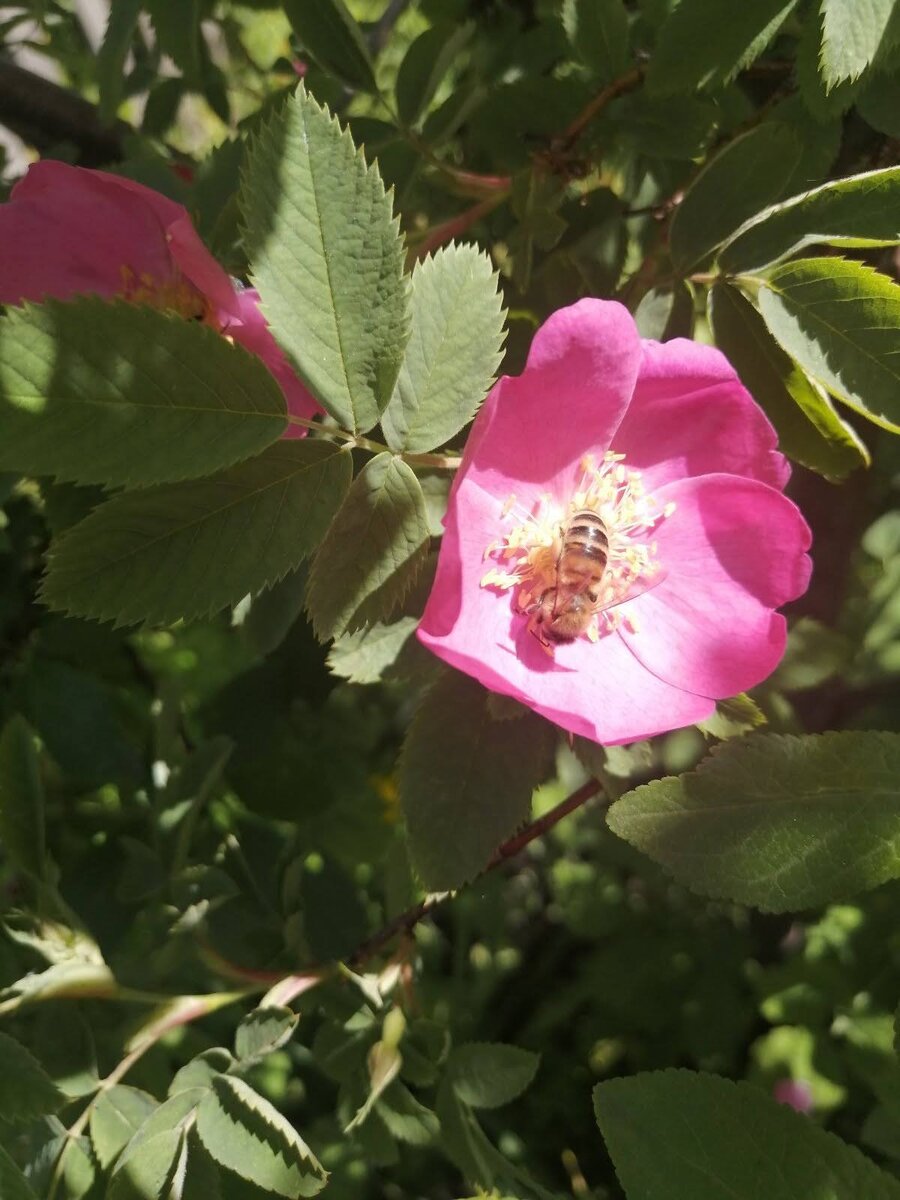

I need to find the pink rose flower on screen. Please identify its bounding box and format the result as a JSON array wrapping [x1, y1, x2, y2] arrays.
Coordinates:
[[0, 160, 319, 434], [418, 299, 812, 746]]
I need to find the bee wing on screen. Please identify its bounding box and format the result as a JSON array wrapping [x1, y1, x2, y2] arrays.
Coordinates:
[[598, 567, 669, 613]]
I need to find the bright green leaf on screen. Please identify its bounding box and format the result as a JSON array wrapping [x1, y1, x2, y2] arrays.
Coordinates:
[[326, 615, 419, 684], [242, 85, 409, 434], [382, 245, 505, 454], [42, 440, 352, 627], [607, 732, 900, 912], [196, 1075, 327, 1197], [0, 299, 287, 487], [670, 125, 800, 272], [595, 1069, 900, 1199], [395, 23, 472, 127], [820, 0, 900, 86], [695, 694, 766, 741], [0, 1031, 64, 1124], [400, 672, 555, 891], [282, 0, 377, 92], [720, 165, 900, 273], [375, 1079, 440, 1145], [562, 0, 630, 83], [0, 715, 45, 879], [306, 453, 429, 640], [108, 1128, 182, 1200], [709, 281, 869, 478], [448, 1043, 540, 1109], [170, 1050, 235, 1096], [757, 257, 900, 433], [90, 1086, 159, 1170], [235, 1008, 298, 1064], [646, 0, 800, 94]]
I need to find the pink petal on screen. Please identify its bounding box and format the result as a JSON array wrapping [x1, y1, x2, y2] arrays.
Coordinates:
[[418, 469, 715, 745], [611, 337, 789, 491], [0, 161, 177, 304], [462, 300, 642, 500], [225, 289, 322, 429], [621, 473, 812, 698]]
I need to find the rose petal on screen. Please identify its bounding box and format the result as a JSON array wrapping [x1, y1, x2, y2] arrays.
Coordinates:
[[620, 473, 812, 698], [418, 469, 715, 745], [463, 299, 642, 500], [611, 337, 789, 491], [226, 289, 322, 429], [0, 161, 177, 304]]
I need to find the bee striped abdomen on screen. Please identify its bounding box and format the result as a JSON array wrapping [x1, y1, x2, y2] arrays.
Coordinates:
[[557, 509, 609, 589]]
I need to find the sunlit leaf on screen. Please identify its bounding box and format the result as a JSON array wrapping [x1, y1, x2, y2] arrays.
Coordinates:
[[382, 245, 505, 454], [42, 441, 352, 627], [0, 299, 287, 487], [242, 85, 409, 434], [607, 732, 900, 912], [757, 257, 900, 432]]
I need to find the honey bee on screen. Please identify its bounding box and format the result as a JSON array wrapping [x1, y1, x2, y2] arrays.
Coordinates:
[[527, 508, 610, 648]]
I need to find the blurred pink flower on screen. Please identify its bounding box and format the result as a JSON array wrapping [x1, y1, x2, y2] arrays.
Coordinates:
[[418, 299, 812, 745], [0, 160, 319, 434], [773, 1078, 814, 1113]]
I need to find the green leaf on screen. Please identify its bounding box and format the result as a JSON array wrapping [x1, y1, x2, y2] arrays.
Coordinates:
[[327, 616, 419, 684], [562, 0, 630, 83], [595, 1069, 900, 1199], [859, 68, 900, 137], [170, 1049, 235, 1096], [282, 0, 377, 92], [720, 165, 900, 273], [633, 283, 694, 342], [670, 125, 800, 272], [196, 1075, 327, 1197], [108, 1128, 183, 1200], [607, 732, 900, 912], [709, 282, 869, 479], [306, 453, 429, 640], [618, 93, 718, 159], [448, 1043, 540, 1109], [0, 299, 287, 487], [235, 1008, 298, 1064], [646, 0, 800, 94], [820, 0, 900, 86], [42, 440, 352, 627], [0, 1143, 38, 1200], [242, 85, 409, 434], [96, 0, 142, 120], [0, 715, 46, 879], [757, 257, 900, 433], [382, 246, 505, 454], [395, 23, 472, 127], [695, 694, 766, 741], [400, 672, 555, 891], [90, 1086, 159, 1170], [375, 1080, 440, 1145], [0, 1031, 64, 1123]]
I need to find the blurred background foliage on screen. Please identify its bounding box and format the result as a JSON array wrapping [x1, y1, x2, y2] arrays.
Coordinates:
[[0, 1, 899, 1197]]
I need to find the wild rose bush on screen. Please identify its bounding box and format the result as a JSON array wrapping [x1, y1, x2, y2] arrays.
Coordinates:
[[0, 4, 898, 1199]]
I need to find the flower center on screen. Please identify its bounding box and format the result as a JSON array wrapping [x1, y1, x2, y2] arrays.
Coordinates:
[[119, 265, 216, 325], [480, 451, 674, 649]]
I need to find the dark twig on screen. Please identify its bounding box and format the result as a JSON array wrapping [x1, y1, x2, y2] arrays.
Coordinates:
[[349, 778, 603, 967], [0, 59, 127, 166]]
